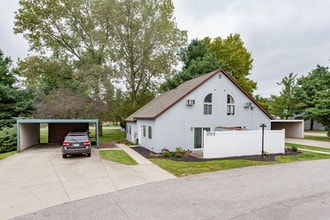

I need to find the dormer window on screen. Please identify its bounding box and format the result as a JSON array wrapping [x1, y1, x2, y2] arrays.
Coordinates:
[[204, 93, 212, 115], [227, 94, 235, 115]]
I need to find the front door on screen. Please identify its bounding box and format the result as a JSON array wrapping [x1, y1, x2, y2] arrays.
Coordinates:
[[194, 127, 210, 149]]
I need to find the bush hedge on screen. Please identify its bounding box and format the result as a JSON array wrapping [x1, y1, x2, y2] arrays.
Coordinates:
[[0, 125, 17, 153]]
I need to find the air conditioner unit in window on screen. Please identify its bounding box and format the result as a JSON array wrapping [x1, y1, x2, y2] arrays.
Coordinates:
[[186, 99, 195, 106], [243, 102, 252, 108]]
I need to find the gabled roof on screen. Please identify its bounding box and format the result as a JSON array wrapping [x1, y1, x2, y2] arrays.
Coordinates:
[[126, 68, 273, 122]]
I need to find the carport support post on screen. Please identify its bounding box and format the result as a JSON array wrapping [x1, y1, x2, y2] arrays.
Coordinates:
[[260, 123, 266, 157]]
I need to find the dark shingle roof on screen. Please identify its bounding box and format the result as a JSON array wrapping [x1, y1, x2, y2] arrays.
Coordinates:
[[126, 69, 273, 121]]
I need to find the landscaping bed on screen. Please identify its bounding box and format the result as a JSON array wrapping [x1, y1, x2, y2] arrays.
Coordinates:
[[131, 146, 301, 162]]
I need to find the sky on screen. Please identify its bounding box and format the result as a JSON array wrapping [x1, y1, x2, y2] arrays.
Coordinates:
[[1, 0, 330, 97]]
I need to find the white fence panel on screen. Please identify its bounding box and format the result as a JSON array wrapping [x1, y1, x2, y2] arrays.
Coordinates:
[[203, 129, 285, 159]]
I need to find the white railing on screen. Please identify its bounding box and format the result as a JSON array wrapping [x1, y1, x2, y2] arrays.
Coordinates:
[[203, 129, 285, 159]]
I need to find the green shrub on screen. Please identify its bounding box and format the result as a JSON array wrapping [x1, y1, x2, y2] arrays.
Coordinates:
[[0, 125, 17, 153], [119, 139, 134, 146], [291, 146, 298, 152], [174, 152, 182, 158], [163, 151, 170, 158], [175, 146, 183, 152], [262, 151, 270, 157]]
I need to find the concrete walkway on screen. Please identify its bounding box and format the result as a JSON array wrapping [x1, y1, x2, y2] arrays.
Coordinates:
[[117, 144, 152, 165], [0, 144, 175, 219]]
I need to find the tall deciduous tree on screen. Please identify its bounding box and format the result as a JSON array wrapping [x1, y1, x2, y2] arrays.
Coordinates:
[[14, 0, 186, 110], [14, 0, 115, 101], [206, 34, 256, 94], [269, 73, 298, 119], [161, 34, 256, 94], [109, 0, 187, 107]]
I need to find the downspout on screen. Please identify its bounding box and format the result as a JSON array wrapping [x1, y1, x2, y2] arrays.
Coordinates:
[[16, 120, 20, 152], [95, 120, 99, 148]]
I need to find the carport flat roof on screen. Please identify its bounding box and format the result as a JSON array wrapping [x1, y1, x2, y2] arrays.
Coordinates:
[[271, 119, 304, 122], [17, 119, 99, 151], [17, 119, 98, 123]]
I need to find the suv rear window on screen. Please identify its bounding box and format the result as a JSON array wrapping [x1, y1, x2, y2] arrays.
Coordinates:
[[65, 136, 88, 142]]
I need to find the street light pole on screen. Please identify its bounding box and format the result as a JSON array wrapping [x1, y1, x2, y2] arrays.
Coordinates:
[[260, 123, 267, 157]]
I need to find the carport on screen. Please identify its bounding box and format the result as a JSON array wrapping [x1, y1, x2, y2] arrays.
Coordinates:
[[16, 119, 99, 152], [271, 119, 304, 138]]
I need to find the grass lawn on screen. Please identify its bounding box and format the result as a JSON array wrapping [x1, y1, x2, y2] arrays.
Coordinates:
[[90, 127, 125, 143], [304, 135, 329, 142], [0, 151, 16, 160], [276, 151, 330, 163], [286, 143, 330, 153], [150, 158, 274, 177], [99, 150, 137, 165], [40, 126, 125, 143], [40, 129, 48, 143], [150, 151, 330, 177]]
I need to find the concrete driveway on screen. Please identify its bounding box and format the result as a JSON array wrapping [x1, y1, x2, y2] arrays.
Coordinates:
[[13, 159, 330, 220], [0, 145, 175, 219]]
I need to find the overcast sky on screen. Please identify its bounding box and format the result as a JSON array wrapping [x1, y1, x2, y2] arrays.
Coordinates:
[[1, 0, 329, 97]]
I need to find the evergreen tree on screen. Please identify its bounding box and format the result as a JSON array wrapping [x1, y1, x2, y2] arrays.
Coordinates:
[[0, 50, 34, 128]]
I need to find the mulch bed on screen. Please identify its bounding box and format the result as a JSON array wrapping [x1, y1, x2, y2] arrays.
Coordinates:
[[131, 146, 301, 162]]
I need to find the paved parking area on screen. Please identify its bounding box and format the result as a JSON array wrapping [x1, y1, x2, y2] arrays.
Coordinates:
[[0, 145, 175, 219], [13, 159, 330, 220]]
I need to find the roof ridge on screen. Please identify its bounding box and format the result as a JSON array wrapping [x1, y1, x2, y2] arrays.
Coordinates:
[[126, 68, 273, 122]]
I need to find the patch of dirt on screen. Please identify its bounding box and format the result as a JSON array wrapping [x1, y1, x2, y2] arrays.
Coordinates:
[[99, 141, 119, 149], [131, 146, 301, 162]]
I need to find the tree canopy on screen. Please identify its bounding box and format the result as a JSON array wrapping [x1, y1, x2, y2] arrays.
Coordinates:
[[14, 0, 187, 116], [160, 34, 256, 94], [269, 73, 299, 119], [268, 65, 330, 135], [295, 65, 330, 133], [160, 39, 222, 91], [0, 50, 34, 128], [206, 34, 256, 94]]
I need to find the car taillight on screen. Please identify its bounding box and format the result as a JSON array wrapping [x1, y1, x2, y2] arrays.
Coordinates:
[[63, 141, 70, 146], [83, 140, 91, 145]]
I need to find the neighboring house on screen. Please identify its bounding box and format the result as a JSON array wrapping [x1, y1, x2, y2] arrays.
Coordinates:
[[126, 68, 274, 153]]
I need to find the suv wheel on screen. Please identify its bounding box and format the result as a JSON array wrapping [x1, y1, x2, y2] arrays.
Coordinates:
[[87, 153, 91, 157], [62, 154, 67, 158]]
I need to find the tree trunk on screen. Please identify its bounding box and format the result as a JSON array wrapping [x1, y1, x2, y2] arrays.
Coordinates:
[[131, 91, 137, 109], [310, 118, 314, 131], [98, 120, 103, 137]]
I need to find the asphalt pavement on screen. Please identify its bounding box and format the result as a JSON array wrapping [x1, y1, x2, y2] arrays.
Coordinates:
[[13, 159, 330, 220]]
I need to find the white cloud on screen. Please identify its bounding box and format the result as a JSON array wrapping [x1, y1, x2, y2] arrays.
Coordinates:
[[173, 0, 330, 97]]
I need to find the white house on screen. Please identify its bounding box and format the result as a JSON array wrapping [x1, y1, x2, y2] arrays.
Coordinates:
[[126, 68, 274, 153]]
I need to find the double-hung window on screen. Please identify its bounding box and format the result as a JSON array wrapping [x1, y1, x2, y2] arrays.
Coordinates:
[[203, 93, 212, 115]]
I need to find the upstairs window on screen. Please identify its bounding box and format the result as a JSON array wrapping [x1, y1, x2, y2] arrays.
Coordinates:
[[227, 94, 235, 115], [204, 93, 212, 115]]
